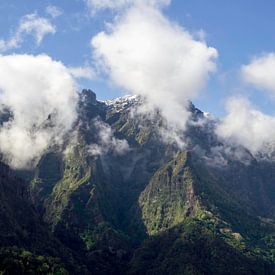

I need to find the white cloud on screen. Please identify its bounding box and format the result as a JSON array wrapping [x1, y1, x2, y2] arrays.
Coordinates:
[[69, 66, 96, 80], [88, 118, 129, 156], [241, 53, 275, 97], [0, 54, 78, 169], [46, 5, 63, 18], [216, 97, 275, 153], [86, 0, 171, 12], [0, 13, 56, 52], [216, 53, 275, 157], [91, 5, 217, 135]]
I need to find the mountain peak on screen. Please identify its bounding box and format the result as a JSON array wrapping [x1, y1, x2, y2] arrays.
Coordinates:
[[80, 89, 97, 105], [103, 94, 140, 112]]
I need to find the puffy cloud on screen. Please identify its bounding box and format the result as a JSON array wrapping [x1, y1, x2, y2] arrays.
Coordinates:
[[91, 5, 217, 135], [216, 97, 275, 153], [86, 0, 171, 12], [0, 54, 78, 169], [88, 118, 129, 156], [241, 53, 275, 96], [216, 53, 275, 157], [46, 5, 63, 18], [0, 13, 55, 52]]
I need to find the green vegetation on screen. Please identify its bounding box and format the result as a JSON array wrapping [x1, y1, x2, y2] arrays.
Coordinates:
[[1, 92, 275, 274], [128, 219, 273, 275], [139, 152, 200, 235], [43, 142, 91, 227], [0, 247, 68, 275]]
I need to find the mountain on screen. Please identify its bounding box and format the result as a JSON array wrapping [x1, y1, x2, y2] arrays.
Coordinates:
[[0, 89, 274, 274], [0, 161, 90, 274]]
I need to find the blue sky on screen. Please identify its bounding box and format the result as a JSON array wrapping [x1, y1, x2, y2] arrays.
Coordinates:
[[1, 0, 275, 116]]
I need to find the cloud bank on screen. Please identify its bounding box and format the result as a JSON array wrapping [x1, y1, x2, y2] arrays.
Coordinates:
[[91, 5, 217, 136], [0, 54, 78, 169], [0, 13, 55, 52]]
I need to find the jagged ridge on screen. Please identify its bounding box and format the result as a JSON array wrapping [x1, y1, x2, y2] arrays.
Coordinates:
[[0, 89, 274, 274]]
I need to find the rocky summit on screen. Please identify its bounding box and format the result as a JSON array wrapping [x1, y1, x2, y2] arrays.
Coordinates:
[[0, 89, 274, 274]]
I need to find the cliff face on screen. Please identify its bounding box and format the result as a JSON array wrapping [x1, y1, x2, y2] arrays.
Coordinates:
[[139, 152, 200, 235], [1, 90, 274, 274]]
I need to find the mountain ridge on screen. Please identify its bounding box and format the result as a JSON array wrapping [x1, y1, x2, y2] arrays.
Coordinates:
[[0, 89, 274, 274]]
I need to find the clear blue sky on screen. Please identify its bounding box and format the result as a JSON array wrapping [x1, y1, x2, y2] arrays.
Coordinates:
[[1, 0, 275, 116]]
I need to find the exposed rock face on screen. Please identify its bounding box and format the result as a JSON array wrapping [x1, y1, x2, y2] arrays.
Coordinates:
[[0, 90, 274, 274], [81, 89, 97, 105]]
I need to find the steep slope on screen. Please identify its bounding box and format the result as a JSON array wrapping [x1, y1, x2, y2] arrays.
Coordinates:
[[29, 92, 136, 274], [133, 150, 275, 274], [11, 89, 275, 274], [139, 152, 201, 235], [0, 161, 88, 274]]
